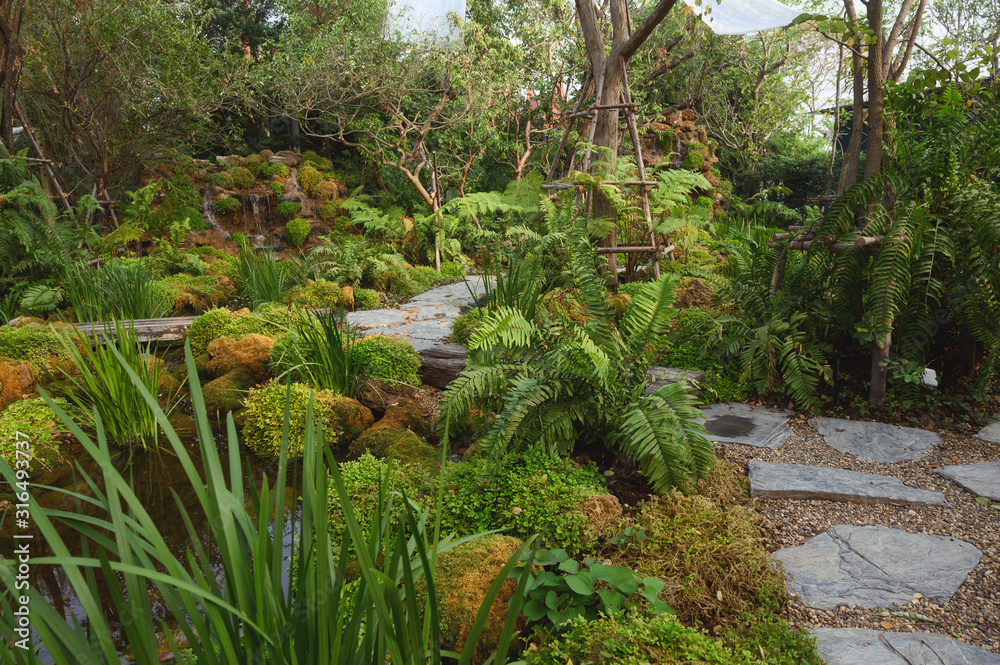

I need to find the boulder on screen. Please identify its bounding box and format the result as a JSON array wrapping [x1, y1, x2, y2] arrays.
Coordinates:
[[206, 333, 274, 381], [357, 377, 418, 414], [270, 151, 303, 167], [202, 367, 253, 414], [7, 316, 45, 328], [328, 394, 375, 443], [377, 399, 429, 437], [576, 493, 622, 542], [0, 360, 36, 408], [348, 426, 437, 468]]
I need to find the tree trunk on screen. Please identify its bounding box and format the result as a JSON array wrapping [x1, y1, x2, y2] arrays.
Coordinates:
[[0, 0, 25, 156]]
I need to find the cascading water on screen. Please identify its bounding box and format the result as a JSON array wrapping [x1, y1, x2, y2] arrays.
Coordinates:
[[201, 187, 219, 229], [244, 193, 269, 246]]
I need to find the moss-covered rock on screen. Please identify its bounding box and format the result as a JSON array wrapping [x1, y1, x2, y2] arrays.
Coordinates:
[[356, 378, 418, 415], [242, 382, 373, 460], [285, 218, 310, 248], [431, 535, 525, 664], [0, 360, 36, 408], [286, 279, 344, 309], [377, 399, 428, 437], [206, 333, 275, 381], [347, 335, 421, 386], [348, 425, 437, 468], [202, 366, 253, 414], [187, 308, 235, 356], [353, 287, 381, 310], [159, 273, 235, 315], [450, 309, 485, 346], [0, 397, 71, 473], [0, 324, 69, 376], [298, 163, 323, 196]]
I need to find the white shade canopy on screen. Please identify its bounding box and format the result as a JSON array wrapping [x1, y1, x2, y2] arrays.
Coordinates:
[[385, 0, 466, 41], [680, 0, 805, 35]]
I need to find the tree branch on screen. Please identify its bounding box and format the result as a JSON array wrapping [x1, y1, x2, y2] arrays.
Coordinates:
[[621, 0, 677, 61]]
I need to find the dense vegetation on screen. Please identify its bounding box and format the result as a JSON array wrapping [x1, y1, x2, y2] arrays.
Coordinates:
[[0, 0, 997, 661]]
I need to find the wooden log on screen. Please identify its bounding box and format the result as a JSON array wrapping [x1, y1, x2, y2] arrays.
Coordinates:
[[72, 316, 199, 343], [772, 232, 815, 242], [595, 245, 660, 254], [856, 235, 883, 247], [787, 225, 820, 232], [590, 102, 639, 110], [419, 343, 468, 389], [563, 111, 595, 120]]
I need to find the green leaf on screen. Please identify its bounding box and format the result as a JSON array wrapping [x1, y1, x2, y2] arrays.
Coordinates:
[[558, 559, 580, 574], [564, 571, 595, 596], [524, 598, 547, 622]]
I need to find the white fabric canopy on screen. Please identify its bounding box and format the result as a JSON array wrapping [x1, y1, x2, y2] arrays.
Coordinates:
[[680, 0, 805, 35], [385, 0, 465, 41]]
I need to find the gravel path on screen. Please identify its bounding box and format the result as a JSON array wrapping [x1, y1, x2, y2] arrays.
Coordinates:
[[716, 416, 1000, 652]]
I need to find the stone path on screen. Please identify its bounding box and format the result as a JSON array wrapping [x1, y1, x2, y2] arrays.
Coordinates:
[[344, 276, 490, 352], [705, 405, 1000, 661]]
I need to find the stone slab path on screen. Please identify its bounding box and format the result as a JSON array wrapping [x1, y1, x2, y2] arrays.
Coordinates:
[[810, 417, 942, 462], [936, 461, 1000, 501], [748, 461, 945, 507], [696, 402, 792, 449], [775, 524, 982, 611], [812, 627, 1000, 665], [345, 276, 490, 352], [977, 421, 1000, 444]]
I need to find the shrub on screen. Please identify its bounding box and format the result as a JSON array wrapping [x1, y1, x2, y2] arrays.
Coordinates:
[[450, 309, 485, 345], [276, 201, 301, 220], [298, 164, 323, 196], [407, 265, 442, 293], [523, 612, 747, 665], [287, 279, 343, 309], [0, 397, 70, 473], [683, 150, 705, 172], [215, 197, 240, 216], [327, 453, 429, 546], [242, 381, 371, 459], [269, 180, 285, 199], [439, 261, 465, 278], [353, 287, 381, 310], [264, 163, 289, 179], [208, 172, 233, 189], [285, 218, 310, 248], [347, 336, 420, 386], [302, 150, 333, 171], [439, 451, 609, 553], [187, 308, 235, 356], [231, 231, 247, 246], [244, 154, 267, 177], [220, 309, 286, 341], [230, 166, 255, 190]]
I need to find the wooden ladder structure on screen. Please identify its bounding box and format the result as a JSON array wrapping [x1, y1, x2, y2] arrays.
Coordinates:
[[543, 57, 665, 279]]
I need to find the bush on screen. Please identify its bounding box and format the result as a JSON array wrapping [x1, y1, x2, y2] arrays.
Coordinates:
[[187, 308, 235, 356], [353, 287, 381, 310], [277, 201, 301, 221], [0, 397, 70, 473], [215, 197, 240, 216], [347, 335, 420, 385], [208, 172, 233, 189], [287, 279, 343, 309], [439, 261, 465, 278], [230, 166, 255, 190], [244, 154, 268, 177], [298, 164, 322, 196], [450, 309, 485, 345], [242, 381, 371, 459], [439, 451, 609, 553], [327, 453, 429, 546], [263, 162, 289, 179], [407, 265, 442, 293], [231, 231, 247, 246], [285, 218, 310, 248], [523, 612, 748, 665], [684, 150, 705, 172], [258, 149, 274, 161], [269, 180, 285, 199], [302, 150, 333, 172]]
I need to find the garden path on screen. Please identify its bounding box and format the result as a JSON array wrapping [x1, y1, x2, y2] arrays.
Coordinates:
[[702, 404, 1000, 664], [344, 276, 492, 352]]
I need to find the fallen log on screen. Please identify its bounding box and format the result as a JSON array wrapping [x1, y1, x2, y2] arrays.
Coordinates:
[[418, 343, 468, 389]]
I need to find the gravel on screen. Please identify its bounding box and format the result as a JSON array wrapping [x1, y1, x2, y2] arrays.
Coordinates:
[[716, 416, 1000, 653]]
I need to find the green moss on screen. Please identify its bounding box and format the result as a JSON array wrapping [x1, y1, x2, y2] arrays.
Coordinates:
[[0, 325, 68, 375], [287, 279, 342, 309], [683, 151, 705, 172], [541, 288, 587, 325], [348, 425, 437, 467], [208, 172, 233, 189], [450, 309, 485, 346], [269, 180, 285, 199], [347, 336, 420, 385], [302, 150, 333, 172], [720, 615, 822, 665], [230, 231, 247, 246], [656, 127, 678, 150], [187, 308, 235, 356], [218, 310, 285, 341], [201, 366, 252, 413], [276, 201, 301, 221], [244, 154, 268, 177], [407, 265, 443, 293], [524, 612, 748, 665], [0, 397, 72, 473], [215, 197, 240, 216], [353, 287, 381, 310], [264, 163, 289, 179], [242, 382, 371, 460], [230, 166, 255, 190], [285, 218, 310, 248], [439, 451, 609, 553], [439, 261, 465, 278], [298, 164, 323, 196]]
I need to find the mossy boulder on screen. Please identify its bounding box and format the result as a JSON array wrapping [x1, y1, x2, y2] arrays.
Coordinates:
[[0, 324, 69, 376], [206, 333, 275, 381], [431, 535, 525, 664], [242, 382, 373, 460], [0, 360, 36, 408], [353, 288, 382, 310], [202, 366, 253, 414], [187, 308, 235, 356], [348, 425, 437, 468], [286, 279, 345, 309], [347, 335, 421, 386], [450, 309, 485, 346], [376, 399, 428, 437], [0, 397, 71, 473], [356, 378, 418, 415]]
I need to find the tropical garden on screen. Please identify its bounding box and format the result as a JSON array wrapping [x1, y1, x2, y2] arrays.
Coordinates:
[[0, 0, 998, 662]]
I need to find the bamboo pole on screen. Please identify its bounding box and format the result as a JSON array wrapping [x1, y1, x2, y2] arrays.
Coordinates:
[[14, 102, 72, 213], [621, 56, 659, 279]]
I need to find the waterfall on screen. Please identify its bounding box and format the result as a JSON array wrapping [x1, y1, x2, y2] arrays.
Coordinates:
[[201, 187, 219, 228], [244, 193, 269, 246]]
